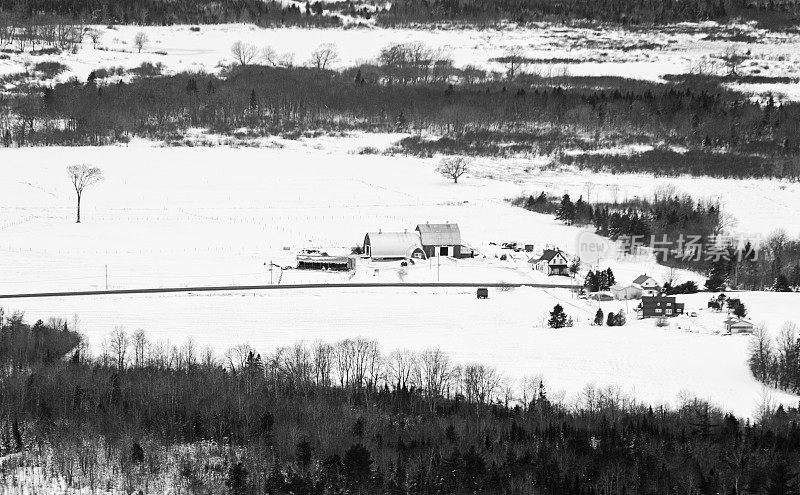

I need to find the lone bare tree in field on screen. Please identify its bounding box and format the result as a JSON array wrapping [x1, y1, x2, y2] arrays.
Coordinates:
[[231, 40, 258, 66], [67, 164, 103, 223], [133, 31, 148, 53], [437, 156, 471, 184]]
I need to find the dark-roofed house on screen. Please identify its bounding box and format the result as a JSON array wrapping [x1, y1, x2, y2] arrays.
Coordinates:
[[415, 222, 461, 258], [533, 249, 569, 276], [632, 274, 660, 297], [637, 295, 684, 318], [363, 230, 426, 260]]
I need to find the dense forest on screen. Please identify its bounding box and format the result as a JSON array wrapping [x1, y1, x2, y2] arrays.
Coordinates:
[[0, 0, 797, 27], [3, 312, 800, 494], [3, 54, 800, 180]]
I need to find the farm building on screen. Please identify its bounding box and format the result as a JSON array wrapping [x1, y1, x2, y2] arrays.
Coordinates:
[[610, 284, 643, 300], [363, 231, 426, 260], [637, 295, 685, 318], [632, 274, 660, 297], [532, 249, 569, 276], [296, 252, 356, 271], [415, 222, 461, 258], [724, 318, 754, 334]]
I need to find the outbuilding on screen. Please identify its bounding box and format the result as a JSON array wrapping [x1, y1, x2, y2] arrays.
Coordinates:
[[363, 231, 426, 260], [415, 222, 461, 258], [610, 284, 643, 300], [724, 318, 754, 334]]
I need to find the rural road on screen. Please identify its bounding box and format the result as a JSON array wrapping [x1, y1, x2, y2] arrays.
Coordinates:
[[0, 282, 578, 299]]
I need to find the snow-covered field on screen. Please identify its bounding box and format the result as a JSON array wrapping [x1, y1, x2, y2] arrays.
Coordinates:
[[3, 134, 800, 417], [5, 287, 799, 418], [3, 22, 800, 99]]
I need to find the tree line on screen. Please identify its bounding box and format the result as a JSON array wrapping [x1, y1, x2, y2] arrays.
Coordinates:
[[4, 311, 800, 493], [749, 321, 800, 395], [0, 1, 341, 27], [4, 57, 800, 180], [3, 0, 796, 27]]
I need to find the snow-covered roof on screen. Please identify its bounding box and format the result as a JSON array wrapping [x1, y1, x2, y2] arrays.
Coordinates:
[[415, 223, 461, 246], [364, 232, 424, 259]]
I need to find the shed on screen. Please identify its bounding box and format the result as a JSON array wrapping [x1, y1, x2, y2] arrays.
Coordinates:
[[724, 318, 754, 334], [363, 231, 426, 260], [610, 284, 642, 300], [415, 222, 461, 258]]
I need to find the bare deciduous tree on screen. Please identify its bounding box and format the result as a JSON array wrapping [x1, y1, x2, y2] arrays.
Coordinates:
[[86, 28, 101, 48], [67, 164, 103, 223], [110, 326, 129, 370], [504, 46, 525, 80], [133, 31, 148, 53], [719, 46, 748, 78], [309, 43, 339, 70], [437, 156, 471, 184], [261, 45, 279, 66], [231, 40, 258, 66]]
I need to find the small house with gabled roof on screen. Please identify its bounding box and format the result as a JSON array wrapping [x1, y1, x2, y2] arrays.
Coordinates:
[[532, 248, 569, 276], [632, 274, 660, 297]]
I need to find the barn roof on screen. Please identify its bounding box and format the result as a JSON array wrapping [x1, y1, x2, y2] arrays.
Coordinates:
[[415, 223, 461, 246], [364, 232, 424, 259]]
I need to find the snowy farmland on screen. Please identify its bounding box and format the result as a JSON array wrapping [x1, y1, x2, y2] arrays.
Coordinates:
[[3, 22, 800, 99], [3, 135, 800, 417]]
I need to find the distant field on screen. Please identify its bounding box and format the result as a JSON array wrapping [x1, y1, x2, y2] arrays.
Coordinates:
[[3, 22, 800, 99]]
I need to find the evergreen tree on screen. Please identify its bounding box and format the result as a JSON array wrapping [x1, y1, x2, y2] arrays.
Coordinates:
[[593, 308, 604, 326], [774, 274, 793, 292], [225, 462, 249, 495], [605, 268, 616, 288], [705, 258, 729, 291], [548, 304, 568, 329], [555, 194, 575, 225], [343, 443, 373, 487]]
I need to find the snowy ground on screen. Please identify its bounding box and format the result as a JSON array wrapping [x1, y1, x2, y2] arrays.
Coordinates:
[[2, 22, 800, 99], [5, 287, 799, 419], [3, 134, 800, 417], [0, 135, 698, 294]]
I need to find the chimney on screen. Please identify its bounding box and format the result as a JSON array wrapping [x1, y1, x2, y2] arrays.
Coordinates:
[[379, 228, 382, 234]]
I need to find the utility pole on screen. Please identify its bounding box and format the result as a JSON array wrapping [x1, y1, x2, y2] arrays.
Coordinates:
[[437, 251, 440, 282], [105, 264, 108, 290], [270, 259, 273, 285]]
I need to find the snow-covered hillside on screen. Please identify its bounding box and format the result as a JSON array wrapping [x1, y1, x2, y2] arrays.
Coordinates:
[[3, 22, 800, 99]]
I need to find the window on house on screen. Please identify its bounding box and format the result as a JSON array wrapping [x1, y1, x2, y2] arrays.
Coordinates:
[[666, 309, 672, 315], [655, 308, 662, 313]]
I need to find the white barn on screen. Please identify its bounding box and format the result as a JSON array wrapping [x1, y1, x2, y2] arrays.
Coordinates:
[[363, 231, 426, 260]]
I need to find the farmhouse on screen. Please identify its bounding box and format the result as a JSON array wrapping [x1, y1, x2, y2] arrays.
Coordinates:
[[610, 284, 643, 300], [533, 249, 569, 276], [415, 222, 461, 258], [363, 230, 426, 260], [724, 318, 754, 334], [632, 274, 661, 297], [637, 295, 685, 318]]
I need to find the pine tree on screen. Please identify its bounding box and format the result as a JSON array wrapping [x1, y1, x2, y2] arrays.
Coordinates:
[[594, 308, 604, 326], [705, 258, 729, 291], [555, 194, 575, 225], [249, 89, 258, 111], [548, 304, 568, 329], [225, 462, 249, 495], [773, 274, 793, 292], [605, 268, 616, 288]]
